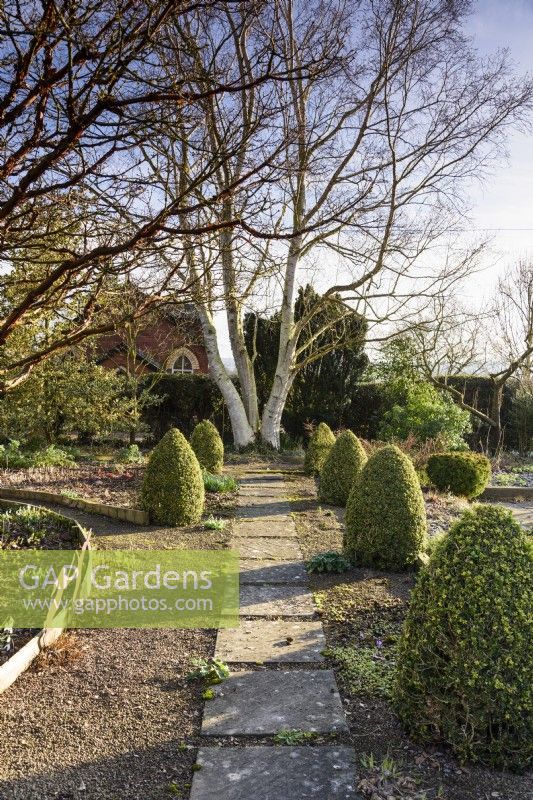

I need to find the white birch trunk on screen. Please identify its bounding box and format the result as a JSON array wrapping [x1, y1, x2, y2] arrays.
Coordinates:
[[261, 242, 302, 448], [219, 209, 260, 433], [195, 304, 255, 449]]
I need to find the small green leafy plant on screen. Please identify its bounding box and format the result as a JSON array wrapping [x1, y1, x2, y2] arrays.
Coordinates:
[[62, 489, 81, 500], [32, 445, 76, 468], [325, 641, 398, 699], [186, 657, 230, 685], [0, 440, 30, 469], [306, 551, 351, 574], [203, 471, 238, 494], [273, 729, 319, 745], [0, 507, 47, 549], [117, 444, 144, 464], [203, 516, 227, 531]]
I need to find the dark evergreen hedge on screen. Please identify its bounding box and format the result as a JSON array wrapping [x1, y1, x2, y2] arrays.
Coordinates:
[[141, 374, 231, 441]]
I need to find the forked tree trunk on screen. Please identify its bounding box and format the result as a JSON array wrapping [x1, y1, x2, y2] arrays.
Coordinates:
[[260, 242, 301, 448], [219, 211, 260, 433], [195, 304, 255, 449]]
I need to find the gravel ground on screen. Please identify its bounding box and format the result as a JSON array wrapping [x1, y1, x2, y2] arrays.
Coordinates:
[[0, 493, 234, 800]]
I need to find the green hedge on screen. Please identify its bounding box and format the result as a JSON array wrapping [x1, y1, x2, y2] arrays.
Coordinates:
[[140, 428, 204, 525], [190, 420, 224, 474], [304, 422, 336, 475], [319, 430, 367, 506], [427, 452, 491, 498], [141, 374, 231, 441], [394, 504, 533, 770], [344, 445, 427, 569]]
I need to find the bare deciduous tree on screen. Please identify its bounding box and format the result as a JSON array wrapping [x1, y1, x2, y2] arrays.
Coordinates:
[[414, 260, 533, 451], [164, 0, 532, 447], [0, 0, 296, 391]]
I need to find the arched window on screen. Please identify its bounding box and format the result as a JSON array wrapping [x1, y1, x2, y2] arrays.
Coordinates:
[[172, 354, 193, 374], [168, 347, 199, 374]]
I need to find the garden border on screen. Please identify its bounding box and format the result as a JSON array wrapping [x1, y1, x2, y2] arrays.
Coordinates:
[[481, 486, 533, 502], [0, 486, 149, 525], [0, 498, 91, 695]]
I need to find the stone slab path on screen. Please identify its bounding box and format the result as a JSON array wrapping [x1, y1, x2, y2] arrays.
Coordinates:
[[191, 472, 359, 798], [190, 746, 358, 800], [216, 619, 326, 663]]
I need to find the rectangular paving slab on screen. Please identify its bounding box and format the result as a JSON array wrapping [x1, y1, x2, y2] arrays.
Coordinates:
[[201, 669, 348, 735], [239, 485, 288, 497], [239, 559, 308, 585], [230, 537, 302, 561], [237, 502, 293, 518], [240, 583, 316, 617], [232, 518, 297, 538], [190, 746, 359, 799], [216, 619, 325, 663]]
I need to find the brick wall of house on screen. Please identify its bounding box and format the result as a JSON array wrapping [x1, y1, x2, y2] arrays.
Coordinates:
[[94, 311, 209, 375]]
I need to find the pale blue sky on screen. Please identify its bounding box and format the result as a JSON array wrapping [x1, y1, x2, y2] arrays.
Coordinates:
[[463, 0, 533, 296]]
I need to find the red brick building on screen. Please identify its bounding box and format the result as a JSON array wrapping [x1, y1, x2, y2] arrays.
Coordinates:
[[95, 304, 209, 376]]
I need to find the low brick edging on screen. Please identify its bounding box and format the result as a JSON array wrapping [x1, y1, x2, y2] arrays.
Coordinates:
[[0, 498, 91, 694], [480, 486, 533, 502], [0, 486, 149, 525]]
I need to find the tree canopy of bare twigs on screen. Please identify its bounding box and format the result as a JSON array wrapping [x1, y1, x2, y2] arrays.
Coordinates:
[[0, 0, 305, 391], [1, 1, 532, 451], [152, 0, 532, 447]]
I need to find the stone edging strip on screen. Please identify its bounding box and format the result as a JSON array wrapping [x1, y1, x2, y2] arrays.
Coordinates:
[[0, 486, 149, 525], [481, 486, 533, 501], [0, 498, 91, 694]]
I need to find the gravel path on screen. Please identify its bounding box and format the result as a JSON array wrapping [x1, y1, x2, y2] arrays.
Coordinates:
[[0, 510, 228, 800]]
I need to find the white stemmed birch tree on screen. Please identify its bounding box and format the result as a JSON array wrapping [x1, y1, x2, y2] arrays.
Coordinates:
[[158, 0, 533, 448]]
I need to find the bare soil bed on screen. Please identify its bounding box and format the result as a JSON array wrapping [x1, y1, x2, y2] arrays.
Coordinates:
[[0, 475, 236, 800], [290, 475, 532, 800], [0, 464, 237, 515]]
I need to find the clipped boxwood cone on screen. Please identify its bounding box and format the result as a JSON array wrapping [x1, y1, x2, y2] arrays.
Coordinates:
[[394, 504, 533, 771], [344, 444, 427, 569], [304, 422, 336, 475], [426, 451, 491, 498], [190, 420, 224, 474], [319, 430, 367, 506], [140, 428, 204, 525]]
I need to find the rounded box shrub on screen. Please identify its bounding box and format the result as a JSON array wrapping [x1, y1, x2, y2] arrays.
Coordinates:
[[190, 419, 224, 474], [319, 430, 367, 506], [394, 504, 533, 771], [426, 451, 491, 498], [140, 428, 204, 525], [304, 422, 336, 475], [344, 445, 427, 569]]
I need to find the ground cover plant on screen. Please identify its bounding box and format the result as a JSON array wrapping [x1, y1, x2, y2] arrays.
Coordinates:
[[202, 471, 238, 494], [0, 505, 80, 551], [306, 551, 351, 574]]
